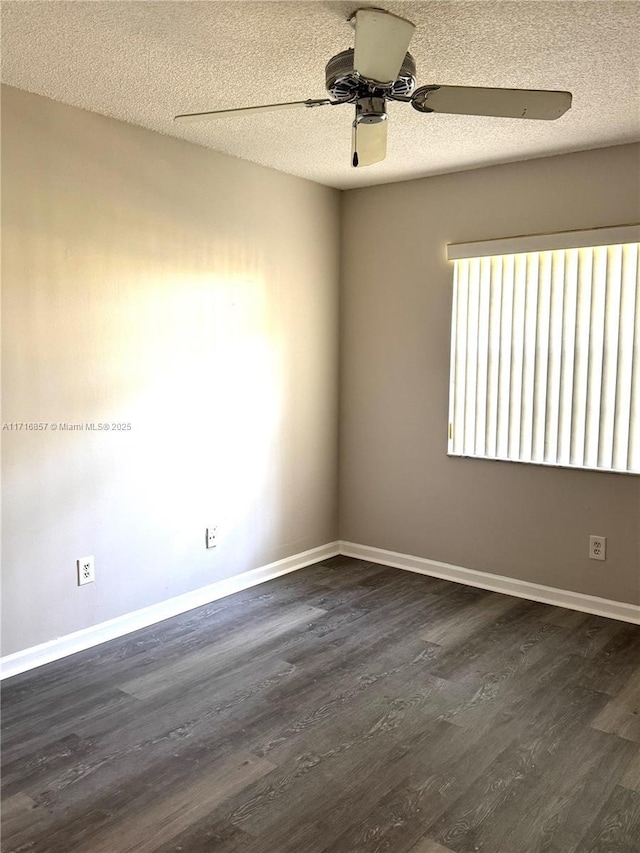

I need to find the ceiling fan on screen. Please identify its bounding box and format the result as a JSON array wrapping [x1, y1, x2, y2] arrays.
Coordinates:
[[175, 7, 572, 168]]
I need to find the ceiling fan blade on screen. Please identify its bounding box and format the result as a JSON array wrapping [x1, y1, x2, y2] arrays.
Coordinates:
[[411, 85, 572, 119], [352, 8, 415, 85], [351, 118, 388, 167], [174, 98, 332, 123]]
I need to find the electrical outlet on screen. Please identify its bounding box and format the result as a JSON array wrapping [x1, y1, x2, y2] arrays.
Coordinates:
[[77, 555, 95, 585], [206, 526, 218, 549], [589, 535, 606, 561]]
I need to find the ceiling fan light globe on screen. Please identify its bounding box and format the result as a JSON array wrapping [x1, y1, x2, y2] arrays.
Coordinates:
[[351, 117, 388, 167]]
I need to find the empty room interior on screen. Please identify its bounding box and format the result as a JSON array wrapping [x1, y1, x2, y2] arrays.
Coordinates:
[[2, 2, 640, 852]]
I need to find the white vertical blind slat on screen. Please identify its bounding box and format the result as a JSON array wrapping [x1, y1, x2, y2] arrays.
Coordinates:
[[532, 251, 552, 462], [545, 250, 566, 462], [520, 253, 539, 462], [584, 247, 607, 468], [497, 255, 514, 458], [628, 244, 640, 473], [571, 248, 593, 467], [464, 258, 481, 455], [475, 258, 491, 457], [447, 261, 459, 454], [452, 260, 469, 455], [614, 244, 638, 470], [485, 256, 503, 457], [558, 249, 578, 465], [599, 245, 623, 469], [509, 254, 527, 460]]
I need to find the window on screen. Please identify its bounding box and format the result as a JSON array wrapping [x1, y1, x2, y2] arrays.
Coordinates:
[[447, 225, 640, 474]]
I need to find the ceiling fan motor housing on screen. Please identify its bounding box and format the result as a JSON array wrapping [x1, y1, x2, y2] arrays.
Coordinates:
[[325, 48, 416, 100]]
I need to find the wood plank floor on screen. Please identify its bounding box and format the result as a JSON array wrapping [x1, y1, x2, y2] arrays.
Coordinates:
[[2, 556, 640, 853]]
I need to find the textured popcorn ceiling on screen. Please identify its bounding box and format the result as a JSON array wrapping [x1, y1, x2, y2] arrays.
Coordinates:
[[2, 1, 639, 189]]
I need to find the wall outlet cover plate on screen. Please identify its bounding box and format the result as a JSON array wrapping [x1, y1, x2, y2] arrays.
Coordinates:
[[77, 555, 95, 585]]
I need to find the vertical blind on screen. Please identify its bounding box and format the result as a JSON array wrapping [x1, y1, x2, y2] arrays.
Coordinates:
[[447, 230, 640, 474]]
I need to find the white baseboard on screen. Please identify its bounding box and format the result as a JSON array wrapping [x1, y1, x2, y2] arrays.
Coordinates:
[[4, 538, 637, 680], [340, 541, 640, 625], [0, 541, 340, 680]]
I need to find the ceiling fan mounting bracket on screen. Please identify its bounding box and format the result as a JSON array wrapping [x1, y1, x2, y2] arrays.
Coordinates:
[[347, 7, 387, 27]]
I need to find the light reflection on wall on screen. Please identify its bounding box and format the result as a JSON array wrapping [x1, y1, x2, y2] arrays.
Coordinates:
[[108, 272, 282, 576]]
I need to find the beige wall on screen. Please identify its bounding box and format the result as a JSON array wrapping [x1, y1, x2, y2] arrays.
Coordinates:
[[1, 86, 340, 655], [340, 144, 640, 606], [2, 87, 638, 660]]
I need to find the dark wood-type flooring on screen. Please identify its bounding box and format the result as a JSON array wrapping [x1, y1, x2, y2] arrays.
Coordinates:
[[2, 556, 640, 853]]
